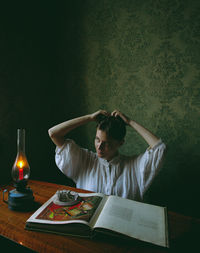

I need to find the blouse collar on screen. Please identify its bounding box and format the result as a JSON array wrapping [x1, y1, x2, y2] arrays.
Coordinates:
[[97, 153, 122, 166]]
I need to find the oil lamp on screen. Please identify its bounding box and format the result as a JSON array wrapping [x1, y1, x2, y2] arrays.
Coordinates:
[[3, 129, 34, 211]]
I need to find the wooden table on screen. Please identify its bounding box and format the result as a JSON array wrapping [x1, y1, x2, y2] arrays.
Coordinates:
[[0, 180, 200, 253]]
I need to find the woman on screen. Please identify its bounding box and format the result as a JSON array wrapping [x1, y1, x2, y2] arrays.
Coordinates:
[[48, 110, 166, 201]]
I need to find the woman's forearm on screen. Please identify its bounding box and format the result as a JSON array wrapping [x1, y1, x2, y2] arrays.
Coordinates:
[[111, 110, 160, 148], [48, 114, 93, 147], [129, 120, 160, 148], [48, 110, 109, 147]]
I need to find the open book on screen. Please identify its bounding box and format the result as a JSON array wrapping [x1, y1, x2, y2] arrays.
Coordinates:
[[25, 191, 169, 248]]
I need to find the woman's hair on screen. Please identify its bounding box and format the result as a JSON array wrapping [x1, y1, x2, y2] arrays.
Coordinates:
[[96, 114, 126, 141]]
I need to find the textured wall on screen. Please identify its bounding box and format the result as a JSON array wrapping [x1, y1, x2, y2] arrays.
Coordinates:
[[68, 0, 200, 217], [0, 0, 199, 218]]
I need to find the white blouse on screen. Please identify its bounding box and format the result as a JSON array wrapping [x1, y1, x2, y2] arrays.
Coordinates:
[[55, 139, 166, 201]]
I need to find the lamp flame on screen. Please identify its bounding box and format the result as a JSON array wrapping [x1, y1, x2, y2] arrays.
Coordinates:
[[17, 160, 24, 168]]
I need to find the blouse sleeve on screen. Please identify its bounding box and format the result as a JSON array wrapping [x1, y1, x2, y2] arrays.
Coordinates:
[[134, 140, 166, 199], [55, 139, 88, 182]]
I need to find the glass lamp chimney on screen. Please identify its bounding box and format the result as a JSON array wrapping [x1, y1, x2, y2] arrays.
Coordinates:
[[11, 129, 30, 185], [3, 128, 34, 211]]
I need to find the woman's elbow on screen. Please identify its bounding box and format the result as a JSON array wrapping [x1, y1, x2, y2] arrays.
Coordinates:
[[48, 128, 55, 139]]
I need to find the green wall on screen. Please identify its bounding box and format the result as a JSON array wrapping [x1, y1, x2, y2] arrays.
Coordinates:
[[0, 0, 199, 218], [67, 0, 200, 218]]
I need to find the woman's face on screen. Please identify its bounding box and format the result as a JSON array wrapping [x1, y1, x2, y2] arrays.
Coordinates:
[[95, 129, 123, 161]]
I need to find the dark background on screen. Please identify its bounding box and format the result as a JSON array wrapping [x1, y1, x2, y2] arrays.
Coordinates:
[[0, 0, 199, 218]]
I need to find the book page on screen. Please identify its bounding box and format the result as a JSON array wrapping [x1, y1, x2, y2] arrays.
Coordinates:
[[89, 195, 108, 228], [93, 195, 168, 247], [26, 192, 104, 226]]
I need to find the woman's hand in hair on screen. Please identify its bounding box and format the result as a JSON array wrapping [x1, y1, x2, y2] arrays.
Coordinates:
[[111, 110, 130, 125], [90, 110, 110, 121]]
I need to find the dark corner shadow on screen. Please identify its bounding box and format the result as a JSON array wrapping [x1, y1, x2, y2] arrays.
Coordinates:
[[144, 146, 200, 219]]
